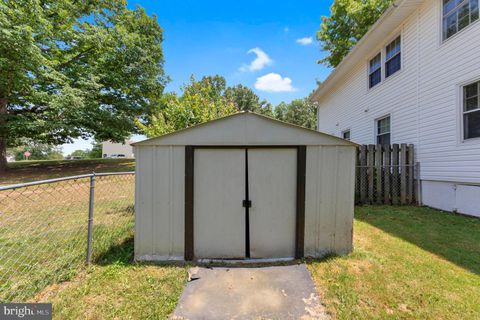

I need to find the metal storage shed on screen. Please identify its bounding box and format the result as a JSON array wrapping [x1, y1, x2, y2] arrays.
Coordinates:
[[133, 112, 357, 262]]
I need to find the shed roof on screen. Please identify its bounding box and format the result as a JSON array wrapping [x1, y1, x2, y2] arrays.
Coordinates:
[[133, 112, 357, 147]]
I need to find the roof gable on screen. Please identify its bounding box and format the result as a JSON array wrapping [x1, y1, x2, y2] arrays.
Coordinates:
[[133, 112, 357, 147], [311, 0, 424, 102]]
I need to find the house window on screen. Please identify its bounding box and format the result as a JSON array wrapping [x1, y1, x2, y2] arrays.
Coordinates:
[[463, 81, 480, 139], [443, 0, 479, 40], [376, 116, 391, 145], [385, 36, 401, 77], [342, 130, 351, 140], [369, 53, 382, 88]]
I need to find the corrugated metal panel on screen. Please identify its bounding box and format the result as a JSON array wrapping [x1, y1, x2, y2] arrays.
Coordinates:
[[135, 146, 185, 261], [304, 146, 355, 256]]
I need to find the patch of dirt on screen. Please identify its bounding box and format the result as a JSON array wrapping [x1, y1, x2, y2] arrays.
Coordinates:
[[31, 270, 89, 302], [347, 259, 373, 276]]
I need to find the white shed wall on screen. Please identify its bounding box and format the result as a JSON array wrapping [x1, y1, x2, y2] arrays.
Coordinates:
[[316, 0, 480, 185], [135, 146, 185, 261], [135, 145, 356, 261], [304, 146, 356, 257]]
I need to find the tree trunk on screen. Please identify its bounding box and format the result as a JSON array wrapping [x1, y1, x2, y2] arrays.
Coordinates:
[[0, 97, 7, 173]]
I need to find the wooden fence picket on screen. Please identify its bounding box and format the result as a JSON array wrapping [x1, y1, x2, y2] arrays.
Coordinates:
[[367, 144, 375, 204], [355, 143, 417, 205], [383, 145, 391, 205]]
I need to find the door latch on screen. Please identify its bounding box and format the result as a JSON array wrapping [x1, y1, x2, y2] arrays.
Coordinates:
[[242, 200, 252, 208]]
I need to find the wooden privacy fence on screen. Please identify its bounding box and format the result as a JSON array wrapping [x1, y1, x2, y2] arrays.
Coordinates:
[[356, 144, 418, 205]]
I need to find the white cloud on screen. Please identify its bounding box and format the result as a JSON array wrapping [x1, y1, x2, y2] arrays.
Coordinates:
[[254, 73, 295, 92], [284, 27, 289, 33], [296, 37, 313, 45], [239, 47, 273, 72]]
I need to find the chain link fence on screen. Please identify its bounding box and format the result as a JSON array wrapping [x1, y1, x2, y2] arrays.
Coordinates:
[[355, 164, 419, 205], [0, 172, 135, 302]]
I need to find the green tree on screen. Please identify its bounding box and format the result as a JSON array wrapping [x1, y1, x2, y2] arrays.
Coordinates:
[[225, 84, 274, 116], [69, 149, 89, 159], [274, 98, 317, 130], [0, 0, 167, 171], [317, 0, 393, 67], [9, 142, 63, 161], [88, 142, 103, 159], [138, 76, 237, 137]]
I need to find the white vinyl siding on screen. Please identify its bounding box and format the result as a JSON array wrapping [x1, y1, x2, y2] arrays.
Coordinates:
[[317, 0, 480, 184]]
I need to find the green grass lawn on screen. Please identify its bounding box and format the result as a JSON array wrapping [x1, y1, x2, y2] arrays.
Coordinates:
[[308, 206, 480, 319], [39, 239, 187, 320], [30, 205, 480, 319], [0, 173, 135, 302], [1, 158, 135, 185]]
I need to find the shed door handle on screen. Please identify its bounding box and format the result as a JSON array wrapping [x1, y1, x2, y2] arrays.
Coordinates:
[[242, 200, 252, 208]]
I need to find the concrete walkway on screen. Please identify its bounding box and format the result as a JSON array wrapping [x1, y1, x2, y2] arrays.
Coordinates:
[[172, 264, 329, 320]]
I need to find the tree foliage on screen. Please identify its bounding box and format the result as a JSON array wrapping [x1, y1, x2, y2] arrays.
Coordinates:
[[0, 0, 167, 170], [317, 0, 393, 67], [70, 149, 90, 159], [89, 142, 103, 159], [8, 142, 63, 161], [274, 98, 317, 130], [225, 84, 273, 116], [138, 76, 237, 137], [139, 75, 318, 137]]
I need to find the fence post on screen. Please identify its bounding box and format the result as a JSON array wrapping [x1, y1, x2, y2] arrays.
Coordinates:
[[415, 162, 422, 205], [86, 173, 95, 264], [400, 144, 408, 204], [375, 144, 382, 204], [392, 144, 400, 205], [367, 144, 375, 204], [359, 145, 367, 204]]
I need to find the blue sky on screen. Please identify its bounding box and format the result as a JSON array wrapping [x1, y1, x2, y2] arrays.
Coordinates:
[[62, 0, 333, 154]]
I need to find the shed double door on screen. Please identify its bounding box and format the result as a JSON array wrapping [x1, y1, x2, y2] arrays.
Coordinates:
[[194, 148, 297, 259]]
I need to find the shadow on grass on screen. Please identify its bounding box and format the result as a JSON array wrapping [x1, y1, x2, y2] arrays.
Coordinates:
[[94, 237, 135, 265], [93, 238, 186, 269], [355, 205, 480, 275]]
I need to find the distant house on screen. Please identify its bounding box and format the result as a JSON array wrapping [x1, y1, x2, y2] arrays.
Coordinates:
[[312, 0, 480, 217], [102, 140, 134, 158]]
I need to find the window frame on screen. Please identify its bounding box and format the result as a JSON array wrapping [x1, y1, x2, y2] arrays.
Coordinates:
[[342, 129, 351, 141], [385, 36, 402, 78], [375, 115, 391, 145], [442, 0, 480, 42], [368, 52, 382, 89], [461, 80, 480, 141], [366, 32, 403, 91]]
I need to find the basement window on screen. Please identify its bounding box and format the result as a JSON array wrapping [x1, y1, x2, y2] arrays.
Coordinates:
[[463, 81, 480, 139], [385, 36, 401, 77], [369, 53, 382, 88], [443, 0, 479, 40], [342, 130, 351, 141]]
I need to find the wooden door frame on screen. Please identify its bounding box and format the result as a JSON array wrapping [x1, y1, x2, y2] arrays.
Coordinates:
[[184, 145, 306, 261]]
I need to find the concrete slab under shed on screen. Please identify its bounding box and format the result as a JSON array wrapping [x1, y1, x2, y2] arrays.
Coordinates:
[[172, 264, 329, 320]]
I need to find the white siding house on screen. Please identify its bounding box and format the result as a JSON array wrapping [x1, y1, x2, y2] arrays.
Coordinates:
[[312, 0, 480, 217], [101, 140, 134, 158]]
